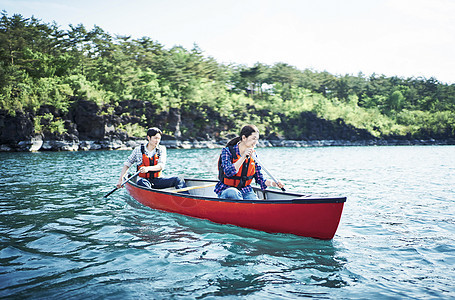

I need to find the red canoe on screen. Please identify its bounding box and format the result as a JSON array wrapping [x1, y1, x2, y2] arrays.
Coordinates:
[[125, 178, 346, 240]]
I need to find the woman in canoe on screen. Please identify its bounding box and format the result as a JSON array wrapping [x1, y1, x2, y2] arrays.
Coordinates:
[[116, 127, 186, 190], [215, 124, 285, 200]]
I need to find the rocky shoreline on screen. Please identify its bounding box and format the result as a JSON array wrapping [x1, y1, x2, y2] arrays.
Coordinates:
[[1, 136, 453, 152]]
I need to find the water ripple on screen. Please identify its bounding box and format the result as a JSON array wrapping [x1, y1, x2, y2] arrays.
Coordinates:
[[1, 147, 454, 299]]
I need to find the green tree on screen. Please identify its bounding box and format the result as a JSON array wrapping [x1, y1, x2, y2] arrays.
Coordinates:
[[387, 90, 405, 114]]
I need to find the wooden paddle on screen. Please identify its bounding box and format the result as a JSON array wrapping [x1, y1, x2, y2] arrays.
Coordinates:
[[104, 170, 141, 198], [174, 182, 217, 193]]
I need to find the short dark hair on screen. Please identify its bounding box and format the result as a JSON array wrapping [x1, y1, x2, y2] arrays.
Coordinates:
[[147, 127, 162, 137]]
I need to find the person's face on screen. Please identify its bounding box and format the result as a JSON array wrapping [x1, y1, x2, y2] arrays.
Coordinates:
[[242, 132, 259, 148], [148, 133, 161, 147]]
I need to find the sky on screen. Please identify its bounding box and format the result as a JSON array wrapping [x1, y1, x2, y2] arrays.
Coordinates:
[[2, 0, 454, 84]]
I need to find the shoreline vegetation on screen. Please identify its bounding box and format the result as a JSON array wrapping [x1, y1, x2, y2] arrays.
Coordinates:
[[1, 12, 454, 152]]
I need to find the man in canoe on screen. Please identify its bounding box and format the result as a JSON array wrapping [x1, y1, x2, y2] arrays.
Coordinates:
[[116, 127, 186, 190], [215, 124, 285, 200]]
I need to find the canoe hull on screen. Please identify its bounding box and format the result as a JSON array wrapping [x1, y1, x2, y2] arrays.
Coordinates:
[[125, 180, 345, 240]]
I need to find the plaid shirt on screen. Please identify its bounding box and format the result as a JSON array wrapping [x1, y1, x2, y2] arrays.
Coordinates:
[[214, 144, 267, 195], [124, 144, 166, 171]]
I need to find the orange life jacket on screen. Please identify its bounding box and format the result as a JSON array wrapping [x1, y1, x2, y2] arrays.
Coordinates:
[[138, 144, 162, 179], [218, 146, 256, 189]]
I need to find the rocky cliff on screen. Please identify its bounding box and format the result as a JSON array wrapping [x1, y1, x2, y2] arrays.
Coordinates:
[[1, 99, 452, 152]]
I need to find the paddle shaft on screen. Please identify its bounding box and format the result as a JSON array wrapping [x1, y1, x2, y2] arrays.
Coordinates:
[[104, 170, 141, 198], [253, 154, 286, 191]]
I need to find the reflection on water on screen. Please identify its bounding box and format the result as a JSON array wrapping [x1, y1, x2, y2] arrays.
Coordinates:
[[1, 146, 454, 299], [124, 197, 347, 297]]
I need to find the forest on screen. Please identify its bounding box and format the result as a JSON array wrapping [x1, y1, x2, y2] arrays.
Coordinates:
[[1, 11, 454, 144]]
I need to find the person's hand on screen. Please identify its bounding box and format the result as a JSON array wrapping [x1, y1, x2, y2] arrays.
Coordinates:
[[116, 179, 123, 188], [269, 180, 285, 189], [117, 172, 129, 188], [243, 148, 254, 158], [139, 166, 148, 173], [276, 181, 285, 189]]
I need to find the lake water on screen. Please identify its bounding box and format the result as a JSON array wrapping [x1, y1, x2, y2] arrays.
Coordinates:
[[1, 146, 454, 299]]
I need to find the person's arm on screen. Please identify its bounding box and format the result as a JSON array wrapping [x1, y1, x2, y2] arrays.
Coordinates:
[[255, 163, 268, 190], [221, 148, 237, 177], [156, 145, 166, 171], [222, 146, 254, 175], [117, 147, 139, 188], [233, 150, 252, 173], [117, 164, 130, 188]]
